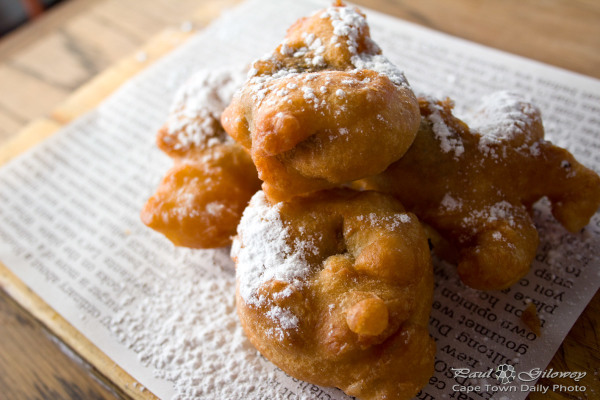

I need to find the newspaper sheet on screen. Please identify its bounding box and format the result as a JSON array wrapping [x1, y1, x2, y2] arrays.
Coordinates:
[[0, 0, 598, 399]]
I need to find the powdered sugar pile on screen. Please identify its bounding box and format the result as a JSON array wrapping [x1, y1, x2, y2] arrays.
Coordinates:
[[108, 249, 281, 400], [350, 52, 409, 87], [439, 193, 463, 211], [163, 68, 245, 151], [232, 191, 316, 335], [281, 32, 327, 67], [320, 6, 408, 87], [464, 90, 542, 154], [422, 91, 546, 160], [321, 6, 367, 54]]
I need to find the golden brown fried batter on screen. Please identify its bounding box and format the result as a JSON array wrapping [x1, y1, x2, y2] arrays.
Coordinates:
[[221, 4, 420, 202], [359, 92, 600, 290], [233, 189, 435, 400], [141, 68, 261, 248], [141, 143, 260, 248]]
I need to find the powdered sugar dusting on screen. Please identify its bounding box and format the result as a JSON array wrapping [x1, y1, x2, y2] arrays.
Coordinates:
[[243, 5, 410, 106], [232, 192, 314, 331], [425, 101, 465, 158], [266, 306, 300, 330], [355, 212, 413, 230], [461, 201, 519, 234], [164, 68, 245, 151], [108, 250, 279, 400]]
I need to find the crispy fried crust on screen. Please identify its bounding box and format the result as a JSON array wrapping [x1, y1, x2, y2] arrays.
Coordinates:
[[359, 94, 600, 289], [233, 190, 435, 400], [141, 141, 260, 248], [222, 5, 420, 202]]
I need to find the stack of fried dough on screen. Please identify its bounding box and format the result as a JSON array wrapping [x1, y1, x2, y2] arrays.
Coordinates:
[[140, 2, 600, 399]]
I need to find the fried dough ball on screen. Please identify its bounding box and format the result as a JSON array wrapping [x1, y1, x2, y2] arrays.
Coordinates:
[[358, 92, 600, 290], [141, 145, 260, 248], [141, 68, 261, 248], [221, 4, 420, 202], [233, 190, 435, 400]]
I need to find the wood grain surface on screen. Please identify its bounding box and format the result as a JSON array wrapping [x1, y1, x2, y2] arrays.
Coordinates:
[[0, 287, 119, 399], [0, 0, 598, 399]]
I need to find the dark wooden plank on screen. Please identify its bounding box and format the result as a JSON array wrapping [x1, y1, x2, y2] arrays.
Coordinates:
[[0, 288, 121, 400]]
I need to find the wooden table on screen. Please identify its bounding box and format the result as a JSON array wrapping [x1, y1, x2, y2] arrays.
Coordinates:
[[0, 0, 598, 399]]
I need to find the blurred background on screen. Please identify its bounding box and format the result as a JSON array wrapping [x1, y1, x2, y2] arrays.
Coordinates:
[[0, 0, 66, 35]]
